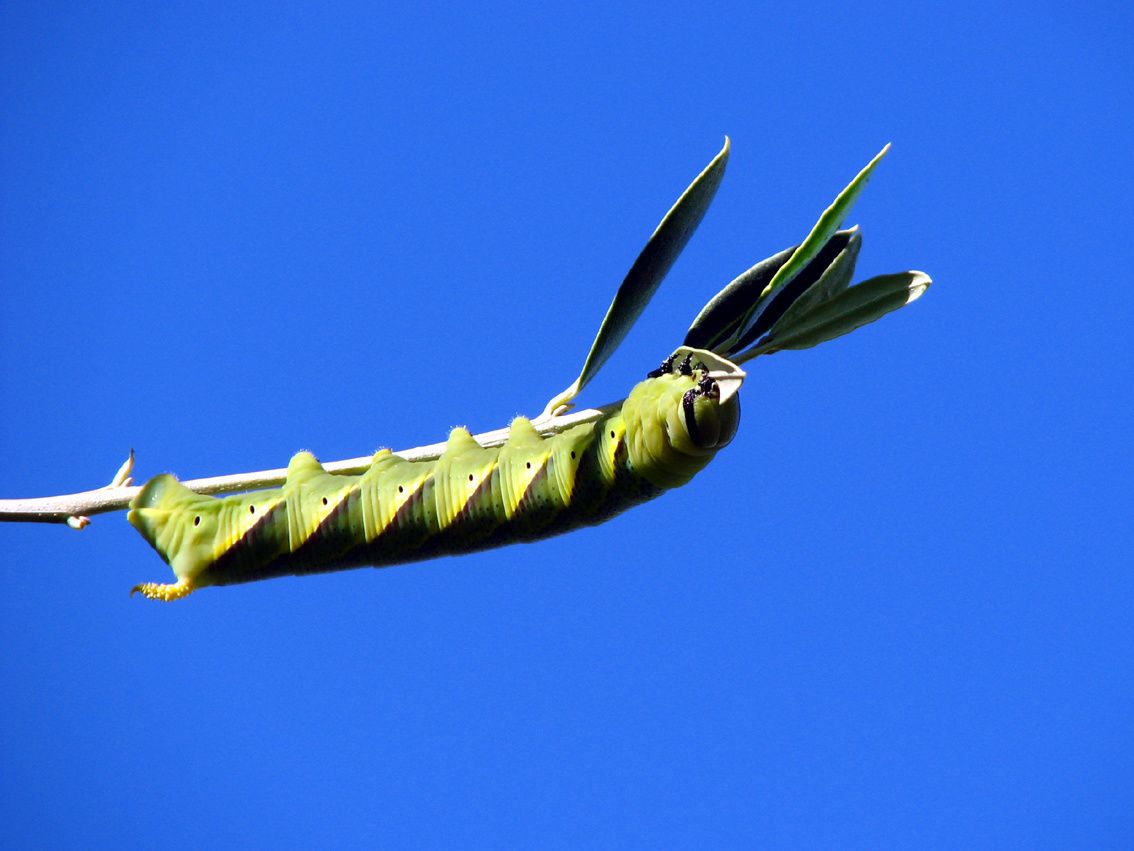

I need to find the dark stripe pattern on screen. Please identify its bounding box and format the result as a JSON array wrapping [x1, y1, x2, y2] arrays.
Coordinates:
[[128, 369, 737, 599]]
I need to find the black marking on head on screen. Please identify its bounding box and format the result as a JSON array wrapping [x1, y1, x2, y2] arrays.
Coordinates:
[[698, 374, 718, 399], [647, 354, 677, 378], [678, 354, 694, 376], [682, 389, 701, 446]]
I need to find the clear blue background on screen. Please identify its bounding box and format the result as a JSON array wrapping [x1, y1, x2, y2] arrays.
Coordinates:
[[2, 2, 1131, 847]]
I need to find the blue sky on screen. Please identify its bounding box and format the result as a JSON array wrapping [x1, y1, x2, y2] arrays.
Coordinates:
[[2, 2, 1131, 847]]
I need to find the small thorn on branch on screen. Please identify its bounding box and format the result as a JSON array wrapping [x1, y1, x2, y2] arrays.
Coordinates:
[[106, 450, 135, 489], [60, 451, 137, 531]]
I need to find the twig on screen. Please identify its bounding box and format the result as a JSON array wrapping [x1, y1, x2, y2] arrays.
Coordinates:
[[0, 403, 618, 528]]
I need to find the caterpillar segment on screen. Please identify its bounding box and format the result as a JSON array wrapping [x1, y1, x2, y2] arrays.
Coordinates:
[[127, 360, 742, 600]]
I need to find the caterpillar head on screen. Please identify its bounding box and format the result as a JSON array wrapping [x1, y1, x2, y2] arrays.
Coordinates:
[[624, 347, 744, 489]]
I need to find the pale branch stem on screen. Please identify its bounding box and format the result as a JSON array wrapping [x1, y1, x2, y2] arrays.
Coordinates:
[[0, 403, 619, 528]]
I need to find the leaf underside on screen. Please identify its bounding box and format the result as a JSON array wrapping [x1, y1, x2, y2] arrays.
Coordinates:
[[746, 271, 931, 358], [683, 228, 861, 359]]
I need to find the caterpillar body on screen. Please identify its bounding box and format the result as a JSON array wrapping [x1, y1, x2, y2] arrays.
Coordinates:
[[128, 358, 740, 600], [103, 138, 928, 601]]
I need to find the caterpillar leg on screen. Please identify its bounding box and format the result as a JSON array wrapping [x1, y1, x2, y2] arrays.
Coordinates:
[[130, 577, 195, 602]]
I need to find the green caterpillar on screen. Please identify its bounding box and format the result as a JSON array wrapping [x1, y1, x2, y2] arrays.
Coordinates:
[[129, 354, 739, 600], [125, 139, 930, 600]]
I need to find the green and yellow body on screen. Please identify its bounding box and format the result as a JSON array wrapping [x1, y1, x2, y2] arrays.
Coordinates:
[[129, 366, 739, 600]]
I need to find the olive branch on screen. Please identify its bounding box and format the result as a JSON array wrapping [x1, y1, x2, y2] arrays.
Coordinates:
[[0, 139, 929, 530]]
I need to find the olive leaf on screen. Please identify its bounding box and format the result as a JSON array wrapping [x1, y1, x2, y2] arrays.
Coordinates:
[[757, 228, 861, 340], [683, 229, 859, 358], [540, 138, 730, 418], [738, 271, 932, 360], [759, 143, 888, 302], [687, 144, 888, 362]]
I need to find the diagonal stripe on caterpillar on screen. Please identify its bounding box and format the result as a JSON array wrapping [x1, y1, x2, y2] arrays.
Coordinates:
[[128, 358, 740, 600]]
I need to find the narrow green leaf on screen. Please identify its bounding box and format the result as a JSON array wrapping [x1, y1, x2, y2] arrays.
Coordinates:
[[760, 228, 861, 341], [706, 144, 889, 357], [727, 228, 860, 356], [760, 143, 889, 300], [737, 271, 931, 362], [540, 138, 730, 418], [683, 242, 797, 353], [683, 229, 858, 358]]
